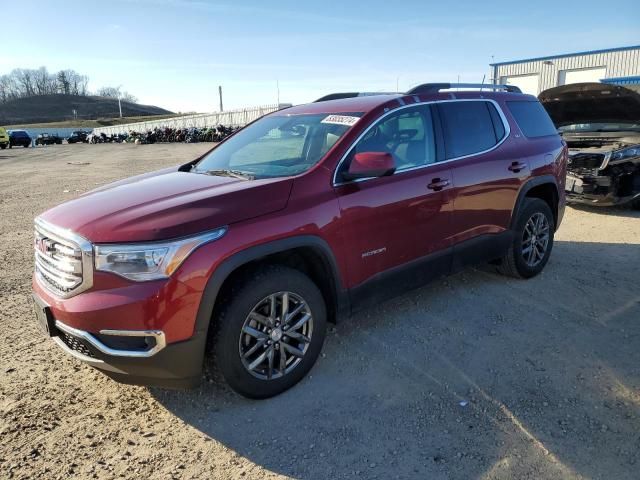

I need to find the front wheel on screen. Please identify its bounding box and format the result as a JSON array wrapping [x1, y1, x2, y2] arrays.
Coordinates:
[[0, 144, 6, 149], [497, 198, 555, 278], [213, 266, 327, 398]]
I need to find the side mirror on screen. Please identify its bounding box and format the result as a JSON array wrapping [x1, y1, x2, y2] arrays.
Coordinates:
[[343, 152, 396, 181]]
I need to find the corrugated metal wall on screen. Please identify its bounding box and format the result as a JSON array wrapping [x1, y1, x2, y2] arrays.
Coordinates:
[[92, 104, 290, 135], [493, 47, 640, 94]]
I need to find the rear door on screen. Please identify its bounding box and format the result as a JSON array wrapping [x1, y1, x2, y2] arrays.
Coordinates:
[[437, 100, 525, 254], [333, 104, 454, 300]]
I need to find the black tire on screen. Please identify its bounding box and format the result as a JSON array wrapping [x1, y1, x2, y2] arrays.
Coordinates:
[[497, 198, 555, 279], [213, 265, 327, 398], [23, 144, 28, 148], [0, 144, 6, 149]]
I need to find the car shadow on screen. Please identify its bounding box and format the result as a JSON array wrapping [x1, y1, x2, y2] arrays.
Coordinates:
[[152, 240, 640, 479]]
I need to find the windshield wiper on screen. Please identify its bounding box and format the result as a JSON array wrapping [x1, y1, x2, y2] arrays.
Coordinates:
[[200, 169, 255, 180]]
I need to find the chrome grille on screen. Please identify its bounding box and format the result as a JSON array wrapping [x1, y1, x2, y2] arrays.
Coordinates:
[[34, 219, 93, 298]]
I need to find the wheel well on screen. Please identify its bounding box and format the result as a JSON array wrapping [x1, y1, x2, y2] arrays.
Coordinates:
[[525, 183, 558, 227], [213, 247, 339, 325]]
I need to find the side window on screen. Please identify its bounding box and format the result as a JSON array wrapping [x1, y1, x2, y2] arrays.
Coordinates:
[[438, 101, 503, 159], [507, 101, 558, 138], [339, 105, 436, 180]]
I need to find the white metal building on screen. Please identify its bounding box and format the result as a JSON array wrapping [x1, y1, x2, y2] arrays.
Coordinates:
[[490, 45, 640, 95]]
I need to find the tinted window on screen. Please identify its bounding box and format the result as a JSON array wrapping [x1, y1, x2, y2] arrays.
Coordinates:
[[507, 101, 558, 138], [438, 101, 504, 159], [339, 105, 436, 180], [439, 101, 501, 159]]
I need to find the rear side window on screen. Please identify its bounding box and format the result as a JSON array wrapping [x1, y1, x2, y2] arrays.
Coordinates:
[[507, 101, 558, 138], [438, 101, 504, 159]]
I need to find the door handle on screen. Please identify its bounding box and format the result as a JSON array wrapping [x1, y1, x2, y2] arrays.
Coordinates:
[[508, 161, 527, 173], [427, 178, 450, 191]]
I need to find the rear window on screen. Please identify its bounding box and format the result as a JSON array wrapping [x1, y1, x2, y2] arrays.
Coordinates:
[[11, 130, 28, 137], [507, 101, 558, 138], [438, 101, 504, 159]]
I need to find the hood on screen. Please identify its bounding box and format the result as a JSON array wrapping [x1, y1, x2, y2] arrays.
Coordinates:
[[41, 167, 293, 242], [538, 83, 640, 127]]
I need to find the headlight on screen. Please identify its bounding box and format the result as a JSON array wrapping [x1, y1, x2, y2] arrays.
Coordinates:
[[94, 227, 227, 281], [611, 145, 640, 161]]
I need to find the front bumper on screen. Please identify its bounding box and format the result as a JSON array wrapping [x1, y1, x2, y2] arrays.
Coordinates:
[[33, 269, 209, 388], [35, 300, 205, 388], [565, 173, 640, 207]]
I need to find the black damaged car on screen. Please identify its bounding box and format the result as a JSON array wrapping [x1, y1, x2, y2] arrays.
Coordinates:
[[539, 83, 640, 208]]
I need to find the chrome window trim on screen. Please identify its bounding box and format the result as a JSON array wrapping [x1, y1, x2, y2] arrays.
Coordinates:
[[34, 217, 94, 299], [332, 98, 512, 186], [55, 320, 166, 358]]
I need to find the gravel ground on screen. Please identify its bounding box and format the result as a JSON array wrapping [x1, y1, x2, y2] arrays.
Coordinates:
[[1, 144, 639, 480]]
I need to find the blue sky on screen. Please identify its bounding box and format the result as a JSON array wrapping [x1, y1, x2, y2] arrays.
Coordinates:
[[2, 0, 639, 112]]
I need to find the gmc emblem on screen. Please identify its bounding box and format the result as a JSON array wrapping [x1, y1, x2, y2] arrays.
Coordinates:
[[35, 237, 52, 254]]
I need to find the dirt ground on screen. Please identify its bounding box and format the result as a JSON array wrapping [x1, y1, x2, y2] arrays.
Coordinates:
[[1, 144, 638, 480]]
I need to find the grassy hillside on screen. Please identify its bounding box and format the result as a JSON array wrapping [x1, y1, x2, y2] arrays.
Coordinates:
[[0, 94, 173, 125], [3, 114, 183, 129]]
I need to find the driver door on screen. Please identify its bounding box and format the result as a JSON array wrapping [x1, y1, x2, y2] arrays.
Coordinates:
[[333, 104, 454, 305]]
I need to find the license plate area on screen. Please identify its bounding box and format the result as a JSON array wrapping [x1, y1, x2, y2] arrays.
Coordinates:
[[32, 294, 56, 337]]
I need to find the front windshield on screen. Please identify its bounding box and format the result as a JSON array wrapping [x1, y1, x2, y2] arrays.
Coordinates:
[[193, 113, 362, 179], [559, 123, 640, 133]]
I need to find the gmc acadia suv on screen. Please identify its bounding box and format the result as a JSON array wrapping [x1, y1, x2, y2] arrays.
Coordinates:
[[32, 83, 567, 398]]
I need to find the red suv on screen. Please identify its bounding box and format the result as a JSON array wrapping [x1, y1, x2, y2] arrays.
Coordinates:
[[32, 83, 567, 398]]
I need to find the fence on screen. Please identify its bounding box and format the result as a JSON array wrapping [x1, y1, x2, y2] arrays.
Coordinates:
[[92, 104, 291, 135]]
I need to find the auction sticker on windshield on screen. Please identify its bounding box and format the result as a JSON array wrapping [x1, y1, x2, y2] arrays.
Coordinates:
[[321, 115, 360, 127]]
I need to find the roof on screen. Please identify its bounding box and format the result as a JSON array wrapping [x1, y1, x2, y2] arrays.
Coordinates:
[[274, 90, 535, 116], [490, 44, 640, 67], [275, 94, 401, 115]]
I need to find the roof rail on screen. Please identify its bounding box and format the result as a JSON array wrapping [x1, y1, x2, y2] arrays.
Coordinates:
[[406, 83, 522, 94], [314, 92, 396, 102]]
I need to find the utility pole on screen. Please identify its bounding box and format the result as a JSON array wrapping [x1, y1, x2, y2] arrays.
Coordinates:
[[276, 80, 280, 107], [218, 86, 223, 112], [117, 84, 123, 118]]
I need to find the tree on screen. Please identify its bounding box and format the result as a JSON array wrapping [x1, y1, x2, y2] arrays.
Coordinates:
[[33, 67, 56, 95], [0, 66, 136, 104], [14, 69, 35, 97], [97, 86, 137, 103], [57, 70, 70, 95]]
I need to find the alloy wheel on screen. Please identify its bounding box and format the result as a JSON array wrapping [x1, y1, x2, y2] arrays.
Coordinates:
[[521, 212, 550, 267], [239, 291, 314, 380]]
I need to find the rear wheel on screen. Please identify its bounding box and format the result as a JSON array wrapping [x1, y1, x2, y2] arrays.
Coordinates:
[[0, 144, 6, 149], [214, 266, 327, 398], [497, 198, 555, 278]]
